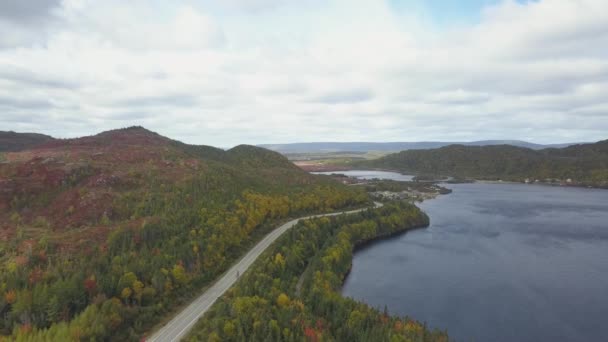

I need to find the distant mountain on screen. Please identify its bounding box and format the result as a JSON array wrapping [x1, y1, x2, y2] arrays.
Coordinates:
[[0, 131, 55, 152], [258, 140, 577, 153], [357, 140, 608, 187]]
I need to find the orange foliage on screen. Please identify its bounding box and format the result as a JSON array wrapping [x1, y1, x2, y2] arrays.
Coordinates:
[[28, 267, 44, 285], [19, 324, 32, 334], [304, 326, 319, 342], [4, 290, 16, 304], [394, 320, 403, 332], [15, 255, 28, 267]]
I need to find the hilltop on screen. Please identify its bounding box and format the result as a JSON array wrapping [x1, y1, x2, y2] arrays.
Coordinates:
[[0, 125, 364, 240]]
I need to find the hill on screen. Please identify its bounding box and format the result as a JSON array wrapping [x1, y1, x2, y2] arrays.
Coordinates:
[[259, 140, 577, 153], [0, 126, 367, 340], [0, 131, 55, 152], [357, 140, 608, 187]]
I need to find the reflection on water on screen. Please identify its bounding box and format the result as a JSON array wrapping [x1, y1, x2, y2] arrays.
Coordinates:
[[340, 172, 608, 342]]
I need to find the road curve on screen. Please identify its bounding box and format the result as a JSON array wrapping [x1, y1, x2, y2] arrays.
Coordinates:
[[147, 202, 382, 342]]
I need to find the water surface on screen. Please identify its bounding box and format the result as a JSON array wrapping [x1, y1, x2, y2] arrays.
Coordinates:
[[340, 171, 608, 342], [313, 170, 414, 181]]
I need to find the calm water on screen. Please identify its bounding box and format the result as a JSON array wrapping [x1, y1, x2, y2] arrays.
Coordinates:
[[340, 171, 608, 342], [313, 170, 414, 181]]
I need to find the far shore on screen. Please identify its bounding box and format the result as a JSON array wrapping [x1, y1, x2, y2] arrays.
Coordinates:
[[300, 165, 607, 190]]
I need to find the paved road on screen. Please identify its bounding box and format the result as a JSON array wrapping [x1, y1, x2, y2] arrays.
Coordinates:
[[147, 203, 381, 342]]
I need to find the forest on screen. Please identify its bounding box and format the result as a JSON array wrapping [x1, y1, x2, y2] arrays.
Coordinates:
[[187, 202, 449, 342], [0, 127, 368, 341], [356, 140, 608, 187]]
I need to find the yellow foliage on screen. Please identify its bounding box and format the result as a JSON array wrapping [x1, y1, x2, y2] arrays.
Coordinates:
[[132, 280, 144, 293], [223, 321, 236, 338], [5, 260, 17, 273], [164, 280, 173, 293], [348, 310, 365, 329], [292, 299, 305, 312], [274, 253, 286, 269], [208, 332, 222, 342], [120, 287, 132, 301], [277, 293, 290, 308], [171, 264, 188, 286], [404, 320, 423, 335]]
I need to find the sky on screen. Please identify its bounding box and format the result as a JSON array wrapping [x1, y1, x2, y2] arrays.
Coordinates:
[[1, 0, 607, 147]]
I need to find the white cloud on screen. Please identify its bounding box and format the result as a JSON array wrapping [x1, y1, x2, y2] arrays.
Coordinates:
[[215, 0, 295, 12], [0, 0, 607, 145]]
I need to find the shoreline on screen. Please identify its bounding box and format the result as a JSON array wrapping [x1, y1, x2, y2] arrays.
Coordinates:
[[306, 166, 608, 190]]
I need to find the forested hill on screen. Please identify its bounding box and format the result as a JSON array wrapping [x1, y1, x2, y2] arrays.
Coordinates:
[[0, 131, 55, 152], [0, 126, 368, 340], [357, 140, 608, 187]]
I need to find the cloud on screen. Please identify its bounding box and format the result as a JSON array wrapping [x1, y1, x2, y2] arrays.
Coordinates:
[[104, 111, 155, 121], [217, 0, 294, 12], [113, 94, 200, 108], [0, 0, 61, 22], [0, 0, 62, 48], [56, 2, 225, 51], [427, 90, 491, 105], [313, 89, 374, 104], [0, 0, 607, 146], [0, 65, 80, 89], [0, 95, 53, 109]]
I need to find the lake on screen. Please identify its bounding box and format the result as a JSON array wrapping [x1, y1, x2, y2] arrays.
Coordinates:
[[340, 171, 608, 342], [313, 170, 414, 181]]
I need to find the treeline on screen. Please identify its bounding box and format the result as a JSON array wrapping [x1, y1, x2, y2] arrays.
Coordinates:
[[187, 202, 449, 342], [357, 140, 608, 187]]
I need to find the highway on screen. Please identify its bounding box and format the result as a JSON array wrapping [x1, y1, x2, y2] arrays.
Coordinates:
[[147, 203, 381, 342]]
